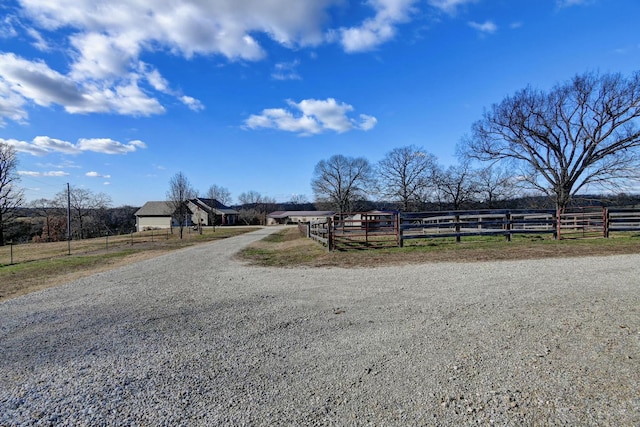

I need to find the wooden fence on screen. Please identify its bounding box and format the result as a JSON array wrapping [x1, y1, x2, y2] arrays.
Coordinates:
[[304, 207, 640, 251], [400, 209, 557, 246]]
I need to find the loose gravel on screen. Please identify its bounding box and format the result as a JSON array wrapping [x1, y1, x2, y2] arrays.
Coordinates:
[[1, 226, 639, 426]]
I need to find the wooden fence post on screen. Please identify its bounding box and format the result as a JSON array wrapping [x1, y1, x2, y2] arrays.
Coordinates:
[[555, 209, 562, 240], [505, 212, 512, 242], [604, 207, 609, 238], [327, 217, 333, 252], [397, 213, 403, 248], [455, 214, 461, 243]]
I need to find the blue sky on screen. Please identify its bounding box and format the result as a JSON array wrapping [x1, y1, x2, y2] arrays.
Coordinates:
[[1, 0, 638, 207]]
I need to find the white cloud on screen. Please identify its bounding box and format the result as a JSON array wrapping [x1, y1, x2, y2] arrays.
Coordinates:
[[359, 114, 378, 130], [245, 98, 377, 136], [18, 0, 337, 60], [339, 0, 418, 52], [3, 136, 147, 156], [0, 53, 165, 117], [180, 96, 205, 112], [86, 171, 112, 178], [77, 138, 147, 154], [468, 20, 498, 34]]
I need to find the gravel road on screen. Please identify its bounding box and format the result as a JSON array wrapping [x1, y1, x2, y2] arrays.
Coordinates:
[[1, 226, 639, 426]]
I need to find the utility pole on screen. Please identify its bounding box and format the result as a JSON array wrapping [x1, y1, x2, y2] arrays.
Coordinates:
[[67, 183, 71, 255]]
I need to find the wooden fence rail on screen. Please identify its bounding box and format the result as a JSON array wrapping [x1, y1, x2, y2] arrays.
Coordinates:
[[400, 209, 557, 246], [303, 207, 640, 251], [605, 208, 640, 236], [308, 218, 333, 250]]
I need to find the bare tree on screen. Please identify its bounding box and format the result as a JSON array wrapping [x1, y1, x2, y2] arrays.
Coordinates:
[[475, 165, 519, 208], [0, 142, 24, 246], [311, 154, 374, 213], [167, 172, 196, 239], [377, 145, 437, 212], [461, 71, 640, 210], [288, 194, 308, 205], [206, 184, 232, 206], [54, 187, 112, 239], [237, 191, 274, 225], [30, 198, 60, 242], [433, 163, 479, 210]]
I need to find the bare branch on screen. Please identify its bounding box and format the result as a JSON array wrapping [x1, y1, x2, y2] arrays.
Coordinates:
[[461, 71, 640, 209]]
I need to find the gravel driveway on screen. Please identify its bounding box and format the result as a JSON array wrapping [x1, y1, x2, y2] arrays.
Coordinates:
[[1, 226, 639, 426]]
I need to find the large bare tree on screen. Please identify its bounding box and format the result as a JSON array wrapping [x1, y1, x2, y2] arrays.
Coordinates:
[[0, 142, 25, 246], [167, 172, 196, 239], [377, 145, 437, 212], [311, 154, 373, 213], [462, 71, 640, 210]]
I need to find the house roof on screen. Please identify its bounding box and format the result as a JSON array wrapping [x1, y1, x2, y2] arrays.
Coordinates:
[[193, 198, 239, 215], [135, 201, 175, 217], [268, 210, 335, 219]]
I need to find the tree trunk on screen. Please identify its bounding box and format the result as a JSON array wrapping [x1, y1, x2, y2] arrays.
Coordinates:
[[0, 210, 4, 246]]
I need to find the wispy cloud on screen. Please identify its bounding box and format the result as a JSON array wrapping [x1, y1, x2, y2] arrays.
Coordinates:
[[0, 15, 18, 38], [245, 98, 377, 136], [556, 0, 593, 7], [468, 21, 498, 35], [18, 170, 70, 177], [272, 60, 301, 81], [428, 0, 478, 15], [3, 136, 147, 156]]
